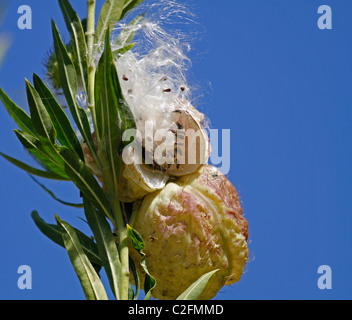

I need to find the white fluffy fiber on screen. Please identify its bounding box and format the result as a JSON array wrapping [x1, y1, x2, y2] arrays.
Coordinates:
[[111, 0, 198, 138]]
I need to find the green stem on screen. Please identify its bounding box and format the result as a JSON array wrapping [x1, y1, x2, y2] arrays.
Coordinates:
[[101, 153, 130, 300], [113, 200, 130, 300], [86, 0, 96, 118], [86, 0, 129, 300]]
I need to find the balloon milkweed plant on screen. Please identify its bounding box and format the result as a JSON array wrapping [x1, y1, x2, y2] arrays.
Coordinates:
[[0, 0, 249, 300]]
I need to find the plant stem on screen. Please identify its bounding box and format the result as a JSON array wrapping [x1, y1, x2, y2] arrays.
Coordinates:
[[101, 154, 130, 300], [86, 0, 96, 116], [113, 200, 130, 300], [86, 0, 129, 301]]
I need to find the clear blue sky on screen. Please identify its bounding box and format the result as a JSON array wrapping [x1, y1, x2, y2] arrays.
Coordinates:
[[0, 0, 351, 300]]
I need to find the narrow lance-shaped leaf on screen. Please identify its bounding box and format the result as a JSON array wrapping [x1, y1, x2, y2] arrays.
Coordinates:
[[129, 256, 140, 300], [29, 175, 84, 208], [31, 211, 102, 267], [58, 147, 113, 222], [25, 79, 56, 143], [33, 73, 83, 160], [0, 88, 36, 136], [127, 224, 156, 300], [84, 198, 122, 300], [14, 130, 69, 179], [176, 269, 219, 301], [0, 152, 69, 181], [51, 20, 97, 159], [95, 0, 125, 51], [108, 37, 136, 143], [94, 28, 123, 192], [55, 215, 108, 300], [112, 42, 135, 59], [25, 80, 75, 178], [121, 0, 145, 20], [112, 71, 136, 151], [58, 0, 89, 95]]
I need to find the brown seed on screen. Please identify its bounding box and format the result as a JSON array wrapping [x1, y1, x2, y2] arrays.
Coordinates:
[[123, 74, 129, 81], [163, 88, 172, 93], [176, 122, 183, 129]]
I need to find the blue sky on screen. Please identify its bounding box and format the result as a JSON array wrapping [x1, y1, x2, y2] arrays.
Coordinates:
[[0, 0, 351, 300]]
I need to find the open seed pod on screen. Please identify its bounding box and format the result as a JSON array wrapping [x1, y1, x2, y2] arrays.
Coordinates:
[[130, 100, 210, 177], [163, 102, 210, 177], [118, 145, 169, 203], [118, 100, 210, 202], [117, 49, 210, 175], [129, 165, 249, 300]]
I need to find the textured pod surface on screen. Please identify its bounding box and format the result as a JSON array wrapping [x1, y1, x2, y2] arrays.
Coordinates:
[[165, 105, 210, 177], [130, 165, 249, 300]]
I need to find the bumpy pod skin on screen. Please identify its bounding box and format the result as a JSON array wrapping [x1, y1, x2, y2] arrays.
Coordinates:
[[130, 165, 249, 300]]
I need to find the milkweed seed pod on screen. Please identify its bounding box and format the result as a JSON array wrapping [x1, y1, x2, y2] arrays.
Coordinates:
[[82, 48, 210, 203], [118, 148, 169, 203], [116, 54, 210, 200], [117, 99, 210, 202], [129, 165, 249, 300]]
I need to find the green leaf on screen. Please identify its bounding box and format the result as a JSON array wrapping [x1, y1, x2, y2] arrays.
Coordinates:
[[127, 224, 144, 251], [110, 68, 136, 147], [25, 80, 75, 177], [25, 79, 56, 143], [94, 28, 123, 192], [29, 175, 84, 208], [0, 88, 36, 136], [176, 269, 219, 301], [95, 0, 125, 50], [128, 282, 134, 300], [113, 13, 144, 48], [33, 74, 83, 160], [55, 215, 108, 300], [31, 211, 102, 267], [84, 198, 122, 300], [121, 0, 145, 19], [14, 130, 69, 179], [0, 152, 68, 181], [58, 0, 89, 95], [51, 20, 96, 159], [58, 147, 113, 222], [127, 224, 156, 300], [129, 256, 140, 300], [112, 42, 135, 59]]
